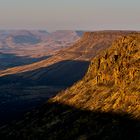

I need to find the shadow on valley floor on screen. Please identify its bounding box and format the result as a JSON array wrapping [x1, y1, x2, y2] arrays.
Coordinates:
[[0, 102, 140, 140], [0, 60, 90, 87], [0, 60, 90, 126], [0, 53, 51, 70]]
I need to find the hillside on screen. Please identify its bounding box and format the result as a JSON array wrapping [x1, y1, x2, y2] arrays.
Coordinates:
[[52, 34, 140, 116], [0, 34, 140, 140]]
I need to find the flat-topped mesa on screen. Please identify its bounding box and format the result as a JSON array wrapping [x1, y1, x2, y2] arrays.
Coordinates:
[[81, 31, 139, 40], [77, 31, 139, 50], [71, 31, 140, 59], [86, 34, 140, 87]]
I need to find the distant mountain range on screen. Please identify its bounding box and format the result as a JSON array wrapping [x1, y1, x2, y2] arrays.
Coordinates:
[[0, 30, 82, 70], [0, 30, 82, 57]]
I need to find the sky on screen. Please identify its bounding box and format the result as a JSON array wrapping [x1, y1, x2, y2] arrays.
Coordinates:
[[0, 0, 139, 31]]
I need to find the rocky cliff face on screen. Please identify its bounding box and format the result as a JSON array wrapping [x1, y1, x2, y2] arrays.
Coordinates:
[[88, 34, 140, 86], [52, 34, 140, 118]]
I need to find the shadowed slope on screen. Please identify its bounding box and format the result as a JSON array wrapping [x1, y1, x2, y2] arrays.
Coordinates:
[[0, 60, 89, 125], [0, 102, 140, 140], [0, 60, 89, 86], [0, 53, 50, 70]]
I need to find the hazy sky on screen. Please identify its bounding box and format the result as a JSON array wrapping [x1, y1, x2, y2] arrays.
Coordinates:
[[0, 0, 139, 31]]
